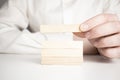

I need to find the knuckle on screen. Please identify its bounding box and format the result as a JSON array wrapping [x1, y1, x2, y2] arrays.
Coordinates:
[[111, 21, 120, 26], [105, 21, 114, 26], [105, 21, 120, 31], [99, 14, 108, 21], [90, 29, 101, 38], [99, 13, 118, 22], [99, 39, 106, 47], [94, 39, 106, 48]]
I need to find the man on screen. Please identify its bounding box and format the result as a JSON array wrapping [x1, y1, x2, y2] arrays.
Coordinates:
[[0, 0, 120, 58]]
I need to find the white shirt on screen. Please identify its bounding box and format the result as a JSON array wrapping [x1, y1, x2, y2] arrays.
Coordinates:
[[0, 0, 120, 54]]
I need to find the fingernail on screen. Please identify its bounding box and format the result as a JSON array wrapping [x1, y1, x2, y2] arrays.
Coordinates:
[[80, 24, 89, 32], [85, 32, 90, 38]]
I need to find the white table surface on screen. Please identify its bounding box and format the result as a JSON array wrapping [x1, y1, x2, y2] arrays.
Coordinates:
[[0, 54, 120, 80]]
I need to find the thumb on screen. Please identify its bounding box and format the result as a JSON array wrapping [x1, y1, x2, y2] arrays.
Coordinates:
[[73, 32, 86, 38]]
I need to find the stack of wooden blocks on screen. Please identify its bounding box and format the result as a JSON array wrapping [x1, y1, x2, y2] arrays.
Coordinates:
[[40, 25, 83, 65]]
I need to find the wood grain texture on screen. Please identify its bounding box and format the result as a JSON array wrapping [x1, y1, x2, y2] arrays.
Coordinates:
[[41, 56, 83, 65], [41, 48, 83, 57], [40, 24, 81, 33], [41, 41, 83, 49], [41, 41, 83, 65]]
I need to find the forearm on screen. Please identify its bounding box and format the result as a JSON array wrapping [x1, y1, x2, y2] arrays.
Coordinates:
[[0, 1, 28, 50]]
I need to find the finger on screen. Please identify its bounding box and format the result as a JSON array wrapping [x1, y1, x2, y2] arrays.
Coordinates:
[[98, 47, 120, 58], [73, 32, 86, 38], [85, 21, 120, 39], [80, 14, 118, 32], [90, 33, 120, 48]]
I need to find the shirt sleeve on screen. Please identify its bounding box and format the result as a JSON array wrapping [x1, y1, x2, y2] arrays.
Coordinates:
[[0, 0, 28, 50], [103, 0, 120, 18]]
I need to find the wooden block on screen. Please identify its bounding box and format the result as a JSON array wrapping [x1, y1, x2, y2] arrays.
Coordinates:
[[41, 41, 83, 65], [41, 41, 83, 49], [41, 49, 83, 57], [41, 49, 83, 65], [40, 24, 81, 33], [41, 56, 83, 65]]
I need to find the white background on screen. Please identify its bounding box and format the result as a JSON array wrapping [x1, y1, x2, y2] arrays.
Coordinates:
[[0, 54, 120, 80]]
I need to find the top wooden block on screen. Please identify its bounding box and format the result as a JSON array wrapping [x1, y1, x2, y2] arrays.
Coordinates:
[[40, 24, 81, 33]]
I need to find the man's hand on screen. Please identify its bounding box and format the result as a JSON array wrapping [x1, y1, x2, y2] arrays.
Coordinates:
[[75, 14, 120, 58]]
